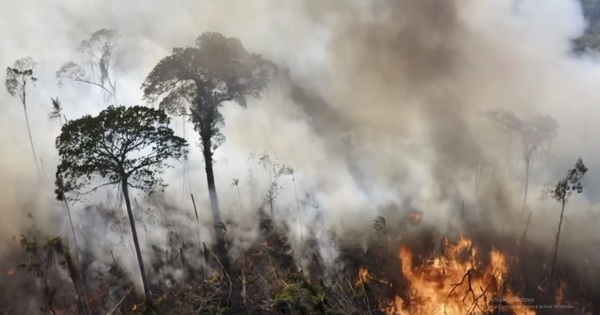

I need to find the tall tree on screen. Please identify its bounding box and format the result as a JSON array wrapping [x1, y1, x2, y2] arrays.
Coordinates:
[[48, 97, 90, 314], [549, 158, 587, 285], [486, 109, 558, 209], [55, 105, 188, 309], [56, 29, 119, 104], [5, 57, 40, 174], [142, 31, 273, 269]]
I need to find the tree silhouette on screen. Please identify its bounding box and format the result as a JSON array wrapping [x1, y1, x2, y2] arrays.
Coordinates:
[[486, 109, 558, 209], [142, 31, 273, 269], [5, 57, 40, 174], [574, 0, 600, 53], [548, 157, 587, 285], [47, 96, 91, 314], [55, 105, 188, 309], [49, 97, 68, 125], [56, 29, 119, 104]]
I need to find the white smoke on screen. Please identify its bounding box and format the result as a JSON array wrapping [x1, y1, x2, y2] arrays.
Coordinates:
[[1, 0, 600, 299]]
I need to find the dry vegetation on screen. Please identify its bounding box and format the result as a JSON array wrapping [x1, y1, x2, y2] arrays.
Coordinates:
[[1, 200, 599, 315]]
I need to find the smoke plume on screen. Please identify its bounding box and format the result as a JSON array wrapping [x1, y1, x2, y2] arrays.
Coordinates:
[[1, 0, 600, 303]]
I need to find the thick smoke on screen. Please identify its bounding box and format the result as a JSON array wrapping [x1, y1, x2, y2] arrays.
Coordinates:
[[1, 0, 600, 302]]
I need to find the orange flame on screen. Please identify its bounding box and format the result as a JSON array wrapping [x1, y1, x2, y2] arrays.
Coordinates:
[[355, 267, 372, 287], [384, 236, 536, 315]]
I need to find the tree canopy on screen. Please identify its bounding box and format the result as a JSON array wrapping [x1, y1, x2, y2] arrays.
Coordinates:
[[56, 28, 119, 103], [5, 57, 37, 99], [575, 0, 600, 52], [485, 109, 558, 160], [551, 157, 588, 203], [5, 57, 40, 173], [142, 32, 273, 113], [55, 105, 188, 199], [141, 31, 275, 271]]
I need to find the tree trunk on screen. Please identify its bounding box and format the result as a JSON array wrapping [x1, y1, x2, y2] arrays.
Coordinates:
[[520, 210, 533, 245], [58, 186, 91, 314], [53, 240, 88, 315], [474, 161, 483, 195], [121, 178, 153, 308], [522, 157, 531, 210], [549, 199, 566, 287], [21, 89, 39, 175], [202, 135, 230, 270]]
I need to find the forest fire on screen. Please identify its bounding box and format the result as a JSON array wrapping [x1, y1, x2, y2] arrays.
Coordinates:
[[4, 1, 600, 313], [363, 236, 539, 315]]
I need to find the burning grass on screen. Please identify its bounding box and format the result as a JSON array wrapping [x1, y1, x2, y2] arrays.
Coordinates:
[[1, 209, 598, 314], [372, 236, 534, 314], [347, 224, 598, 315]]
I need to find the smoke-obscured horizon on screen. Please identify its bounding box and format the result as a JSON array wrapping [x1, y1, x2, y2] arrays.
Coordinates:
[[1, 0, 600, 300]]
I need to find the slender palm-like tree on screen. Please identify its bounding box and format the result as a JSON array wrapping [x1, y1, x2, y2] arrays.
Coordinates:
[[49, 97, 90, 314], [5, 57, 40, 174], [549, 158, 587, 285]]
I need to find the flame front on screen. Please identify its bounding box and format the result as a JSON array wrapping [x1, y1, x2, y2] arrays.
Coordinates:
[[383, 236, 536, 315]]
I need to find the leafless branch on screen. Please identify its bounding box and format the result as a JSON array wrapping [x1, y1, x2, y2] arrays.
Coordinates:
[[205, 244, 233, 303], [77, 181, 119, 196], [448, 269, 477, 303], [107, 287, 133, 315]]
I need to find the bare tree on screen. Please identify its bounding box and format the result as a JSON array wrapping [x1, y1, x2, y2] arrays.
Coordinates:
[[5, 57, 40, 174], [56, 29, 119, 104], [549, 158, 587, 284], [486, 109, 558, 209], [142, 32, 274, 270]]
